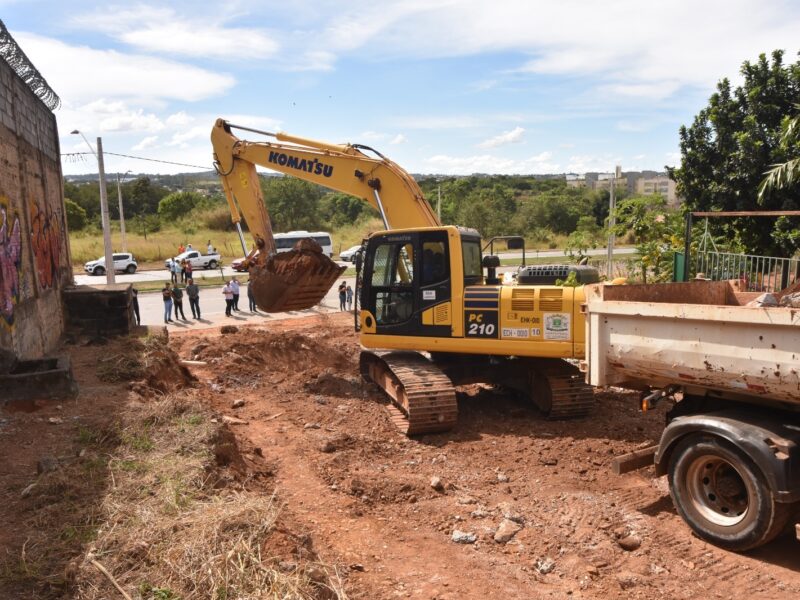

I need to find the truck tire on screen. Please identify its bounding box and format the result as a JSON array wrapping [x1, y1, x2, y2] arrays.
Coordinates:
[[207, 260, 218, 269], [126, 264, 137, 274], [93, 266, 105, 276], [668, 434, 793, 551]]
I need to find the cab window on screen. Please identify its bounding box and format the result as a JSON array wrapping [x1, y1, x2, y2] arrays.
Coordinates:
[[370, 241, 414, 325], [462, 240, 482, 278], [421, 241, 447, 285]]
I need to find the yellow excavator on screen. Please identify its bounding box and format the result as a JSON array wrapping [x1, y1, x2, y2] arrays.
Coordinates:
[[212, 119, 598, 435]]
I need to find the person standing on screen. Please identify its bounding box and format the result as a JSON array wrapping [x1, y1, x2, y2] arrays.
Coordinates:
[[346, 284, 353, 311], [230, 277, 241, 311], [338, 281, 347, 311], [247, 279, 257, 312], [172, 283, 187, 321], [178, 243, 185, 254], [222, 280, 234, 317], [131, 287, 140, 325], [169, 258, 178, 284], [185, 259, 193, 283], [207, 240, 213, 254], [162, 283, 173, 323], [186, 278, 201, 319]]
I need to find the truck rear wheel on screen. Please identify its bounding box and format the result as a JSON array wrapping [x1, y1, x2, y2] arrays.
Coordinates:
[[668, 434, 793, 551], [207, 260, 218, 269]]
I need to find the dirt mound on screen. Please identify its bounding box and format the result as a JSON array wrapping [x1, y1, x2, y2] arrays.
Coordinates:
[[196, 328, 356, 380], [98, 335, 195, 394], [304, 369, 362, 397]]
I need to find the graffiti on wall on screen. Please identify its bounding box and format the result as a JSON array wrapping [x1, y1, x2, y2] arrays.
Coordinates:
[[0, 203, 22, 327], [29, 199, 62, 290]]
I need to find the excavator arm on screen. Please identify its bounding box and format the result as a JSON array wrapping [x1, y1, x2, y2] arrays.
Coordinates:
[[210, 119, 441, 312]]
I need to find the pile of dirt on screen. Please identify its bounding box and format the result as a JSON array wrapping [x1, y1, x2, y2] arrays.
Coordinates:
[[97, 334, 195, 394]]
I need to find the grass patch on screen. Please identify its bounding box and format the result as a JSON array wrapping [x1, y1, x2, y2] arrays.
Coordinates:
[[71, 391, 348, 600]]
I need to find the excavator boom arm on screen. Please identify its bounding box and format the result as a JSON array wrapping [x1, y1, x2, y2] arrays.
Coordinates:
[[211, 119, 440, 252]]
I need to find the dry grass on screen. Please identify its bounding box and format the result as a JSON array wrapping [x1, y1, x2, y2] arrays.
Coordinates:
[[72, 389, 346, 600]]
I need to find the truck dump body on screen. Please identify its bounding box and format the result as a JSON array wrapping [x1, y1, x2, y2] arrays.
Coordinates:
[[585, 280, 800, 409]]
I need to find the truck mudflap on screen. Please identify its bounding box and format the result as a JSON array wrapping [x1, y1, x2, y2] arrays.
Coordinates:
[[654, 408, 800, 502]]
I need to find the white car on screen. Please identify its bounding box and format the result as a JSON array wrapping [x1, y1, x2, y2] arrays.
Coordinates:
[[165, 250, 221, 270], [84, 253, 138, 276], [339, 245, 361, 263]]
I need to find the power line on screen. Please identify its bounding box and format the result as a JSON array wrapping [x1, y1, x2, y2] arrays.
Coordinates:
[[60, 150, 212, 171]]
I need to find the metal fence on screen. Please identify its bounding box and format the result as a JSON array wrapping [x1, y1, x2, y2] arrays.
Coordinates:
[[696, 251, 800, 292]]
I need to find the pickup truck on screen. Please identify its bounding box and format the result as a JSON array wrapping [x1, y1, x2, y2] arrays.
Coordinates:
[[165, 250, 220, 270], [585, 280, 800, 551]]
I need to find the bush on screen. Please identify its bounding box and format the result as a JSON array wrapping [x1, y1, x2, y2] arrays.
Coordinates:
[[199, 205, 239, 231], [64, 198, 87, 231]]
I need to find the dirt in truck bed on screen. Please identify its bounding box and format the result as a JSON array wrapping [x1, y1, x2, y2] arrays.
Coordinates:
[[1, 313, 798, 599]]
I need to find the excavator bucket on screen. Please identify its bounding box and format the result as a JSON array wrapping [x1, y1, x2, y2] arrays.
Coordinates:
[[249, 238, 346, 312]]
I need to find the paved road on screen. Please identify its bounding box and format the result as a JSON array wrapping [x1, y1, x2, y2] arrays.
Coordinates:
[[75, 246, 636, 286], [136, 278, 356, 330]]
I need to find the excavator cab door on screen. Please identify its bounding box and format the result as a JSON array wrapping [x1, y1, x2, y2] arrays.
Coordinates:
[[362, 230, 452, 338]]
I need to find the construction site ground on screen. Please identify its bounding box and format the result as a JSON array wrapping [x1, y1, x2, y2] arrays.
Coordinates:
[[1, 312, 798, 599]]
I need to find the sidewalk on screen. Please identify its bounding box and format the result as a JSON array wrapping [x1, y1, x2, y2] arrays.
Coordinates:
[[136, 279, 357, 330]]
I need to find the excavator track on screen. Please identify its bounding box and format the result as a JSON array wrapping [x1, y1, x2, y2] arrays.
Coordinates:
[[530, 359, 595, 419], [360, 351, 458, 436]]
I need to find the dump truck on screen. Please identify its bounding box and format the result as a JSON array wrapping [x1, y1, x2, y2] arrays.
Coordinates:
[[585, 279, 800, 551]]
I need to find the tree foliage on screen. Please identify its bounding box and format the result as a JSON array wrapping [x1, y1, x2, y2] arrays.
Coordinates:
[[64, 198, 87, 231], [611, 196, 683, 283], [261, 176, 324, 231], [670, 50, 800, 255], [157, 191, 205, 220]]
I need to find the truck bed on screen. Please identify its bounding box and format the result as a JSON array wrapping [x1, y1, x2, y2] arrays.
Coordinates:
[[584, 280, 800, 409]]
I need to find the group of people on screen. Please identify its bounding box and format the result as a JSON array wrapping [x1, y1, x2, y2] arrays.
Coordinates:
[[222, 277, 258, 316], [338, 281, 354, 311], [161, 279, 202, 323]]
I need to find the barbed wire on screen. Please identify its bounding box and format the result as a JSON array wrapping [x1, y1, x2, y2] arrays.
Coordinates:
[[61, 151, 212, 171], [0, 19, 60, 110]]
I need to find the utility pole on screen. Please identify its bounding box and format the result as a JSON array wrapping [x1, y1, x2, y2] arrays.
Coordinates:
[[606, 165, 620, 279], [437, 185, 441, 221], [116, 171, 130, 252], [96, 138, 115, 284]]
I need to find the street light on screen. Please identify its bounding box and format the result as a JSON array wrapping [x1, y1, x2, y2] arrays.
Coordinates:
[[116, 170, 132, 252], [71, 129, 115, 284]]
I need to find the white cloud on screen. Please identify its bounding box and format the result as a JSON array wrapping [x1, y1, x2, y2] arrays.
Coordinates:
[[424, 151, 559, 175], [166, 112, 193, 127], [132, 136, 159, 151], [301, 1, 799, 100], [616, 121, 651, 133], [73, 5, 280, 59], [477, 126, 525, 149], [390, 134, 407, 145], [566, 154, 624, 173], [168, 126, 208, 147], [15, 32, 235, 104]]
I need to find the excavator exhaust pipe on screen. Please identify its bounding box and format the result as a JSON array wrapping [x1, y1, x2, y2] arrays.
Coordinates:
[[249, 238, 346, 313]]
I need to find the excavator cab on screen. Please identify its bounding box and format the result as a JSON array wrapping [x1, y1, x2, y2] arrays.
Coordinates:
[[359, 227, 480, 339]]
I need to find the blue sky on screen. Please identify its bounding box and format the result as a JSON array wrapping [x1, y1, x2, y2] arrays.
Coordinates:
[[4, 0, 799, 176]]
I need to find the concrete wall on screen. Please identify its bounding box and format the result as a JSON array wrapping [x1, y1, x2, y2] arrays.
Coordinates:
[[0, 57, 71, 359]]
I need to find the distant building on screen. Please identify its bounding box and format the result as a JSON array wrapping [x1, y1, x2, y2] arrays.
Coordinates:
[[635, 175, 679, 206], [563, 168, 682, 207]]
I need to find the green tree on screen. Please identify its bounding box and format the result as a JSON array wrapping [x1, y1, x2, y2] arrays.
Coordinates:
[[157, 191, 205, 220], [261, 176, 323, 231], [670, 50, 800, 255], [759, 104, 800, 201], [64, 198, 87, 231], [612, 196, 682, 283], [129, 177, 169, 217]]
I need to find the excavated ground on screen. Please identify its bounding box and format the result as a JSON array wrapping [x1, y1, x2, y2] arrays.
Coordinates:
[[172, 313, 800, 599]]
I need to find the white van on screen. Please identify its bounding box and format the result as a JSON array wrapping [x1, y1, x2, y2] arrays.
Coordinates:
[[274, 231, 333, 257]]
